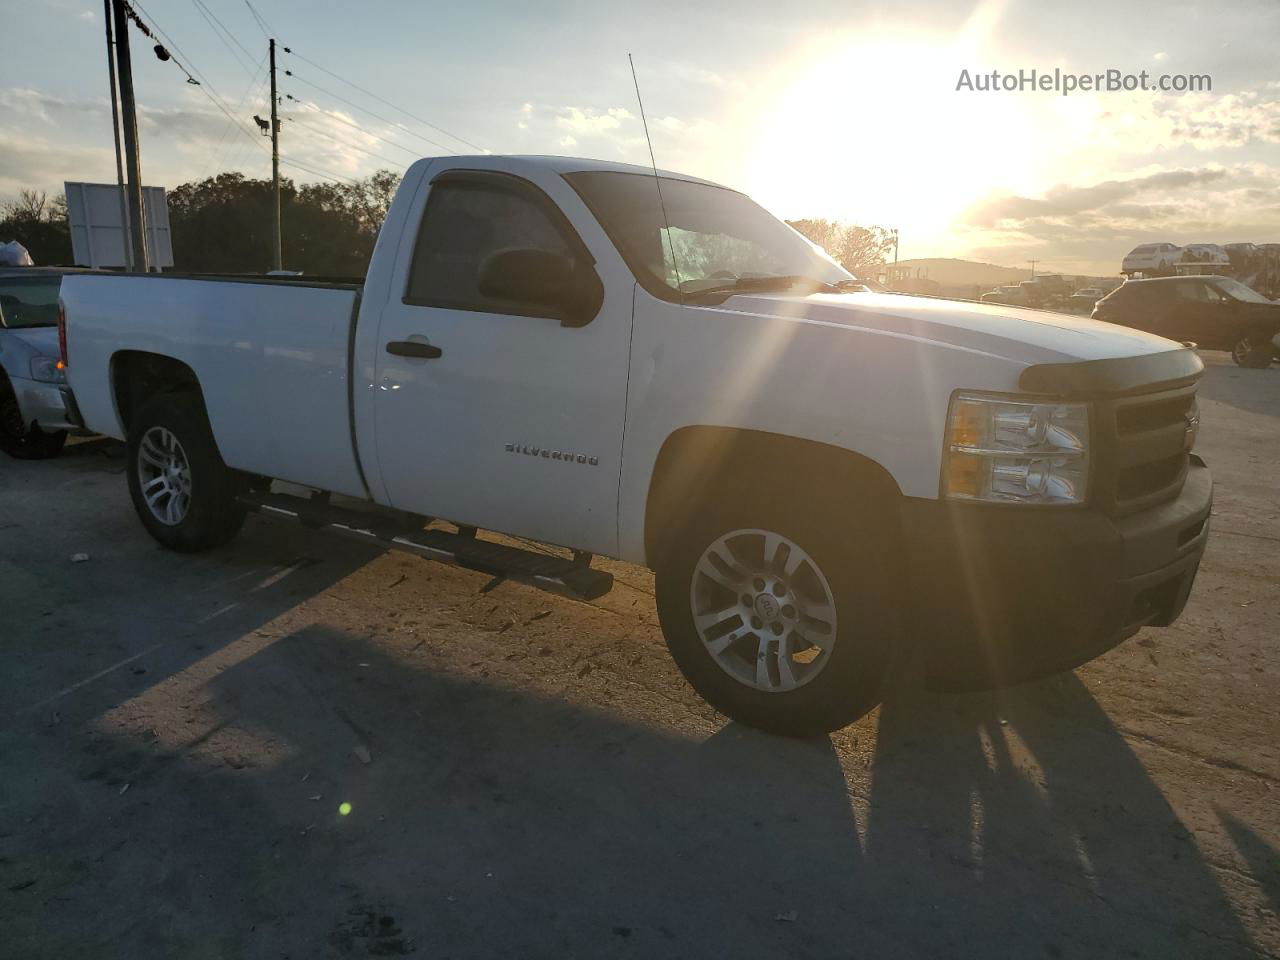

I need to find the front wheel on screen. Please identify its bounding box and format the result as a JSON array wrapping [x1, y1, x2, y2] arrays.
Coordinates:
[[1232, 334, 1274, 368], [126, 393, 247, 551], [655, 495, 900, 737]]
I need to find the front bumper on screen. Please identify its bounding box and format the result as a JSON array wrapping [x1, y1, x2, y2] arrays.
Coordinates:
[[9, 375, 84, 433], [900, 457, 1212, 688]]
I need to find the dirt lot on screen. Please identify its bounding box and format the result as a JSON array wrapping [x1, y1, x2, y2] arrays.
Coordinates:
[[1, 352, 1277, 959]]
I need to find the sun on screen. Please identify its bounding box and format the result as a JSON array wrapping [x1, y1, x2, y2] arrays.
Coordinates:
[[745, 28, 1046, 256]]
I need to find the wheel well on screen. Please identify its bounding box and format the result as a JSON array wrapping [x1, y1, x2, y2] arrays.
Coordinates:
[[643, 426, 903, 567], [111, 351, 202, 433]]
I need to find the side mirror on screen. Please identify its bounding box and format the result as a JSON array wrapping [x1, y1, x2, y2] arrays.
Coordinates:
[[477, 248, 602, 328]]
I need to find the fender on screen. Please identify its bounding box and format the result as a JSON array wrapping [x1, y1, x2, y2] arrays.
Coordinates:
[[641, 425, 902, 567]]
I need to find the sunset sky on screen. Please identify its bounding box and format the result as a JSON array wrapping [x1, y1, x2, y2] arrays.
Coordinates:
[[3, 0, 1279, 273]]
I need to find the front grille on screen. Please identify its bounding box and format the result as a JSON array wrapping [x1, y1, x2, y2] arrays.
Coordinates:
[[1115, 396, 1195, 434], [1094, 383, 1197, 516]]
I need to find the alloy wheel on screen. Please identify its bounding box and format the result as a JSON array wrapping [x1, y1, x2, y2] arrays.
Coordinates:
[[137, 426, 192, 526], [689, 528, 839, 693]]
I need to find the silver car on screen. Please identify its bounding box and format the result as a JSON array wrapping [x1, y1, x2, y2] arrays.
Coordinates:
[[0, 268, 88, 458]]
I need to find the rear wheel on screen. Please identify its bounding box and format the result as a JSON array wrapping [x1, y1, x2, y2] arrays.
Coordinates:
[[0, 374, 66, 460], [126, 393, 246, 551], [655, 487, 900, 737], [1232, 334, 1274, 368]]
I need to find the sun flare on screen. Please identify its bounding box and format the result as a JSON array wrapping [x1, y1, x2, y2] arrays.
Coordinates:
[[746, 30, 1047, 256]]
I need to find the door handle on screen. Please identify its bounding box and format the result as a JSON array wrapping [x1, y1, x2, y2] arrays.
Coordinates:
[[386, 340, 442, 359]]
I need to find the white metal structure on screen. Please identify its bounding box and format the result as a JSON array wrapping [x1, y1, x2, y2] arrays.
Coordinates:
[[64, 182, 173, 270]]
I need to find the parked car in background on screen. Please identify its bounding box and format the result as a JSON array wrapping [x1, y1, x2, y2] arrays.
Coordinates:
[[1019, 274, 1071, 307], [980, 285, 1027, 305], [1175, 243, 1232, 275], [1224, 242, 1259, 267], [1093, 275, 1279, 367], [1121, 242, 1182, 277], [1068, 287, 1104, 312], [0, 267, 89, 458]]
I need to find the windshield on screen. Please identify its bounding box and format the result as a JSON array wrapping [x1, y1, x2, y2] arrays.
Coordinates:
[[1211, 276, 1273, 304], [0, 275, 62, 328], [565, 171, 852, 300]]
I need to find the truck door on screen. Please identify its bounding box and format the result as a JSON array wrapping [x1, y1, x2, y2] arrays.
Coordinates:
[[368, 169, 632, 557]]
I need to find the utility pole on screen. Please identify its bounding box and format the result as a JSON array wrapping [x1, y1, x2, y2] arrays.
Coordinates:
[[110, 0, 148, 272], [102, 0, 132, 270], [1028, 259, 1039, 278], [269, 38, 282, 271], [891, 228, 899, 264]]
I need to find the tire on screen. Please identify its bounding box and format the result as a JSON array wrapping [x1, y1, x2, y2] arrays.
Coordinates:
[[1232, 334, 1274, 368], [654, 484, 901, 737], [0, 373, 67, 460], [126, 393, 247, 552]]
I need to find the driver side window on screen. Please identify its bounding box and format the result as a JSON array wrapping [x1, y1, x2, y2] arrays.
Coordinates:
[[405, 179, 577, 317]]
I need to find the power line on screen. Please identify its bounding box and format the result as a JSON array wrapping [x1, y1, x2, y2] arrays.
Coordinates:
[[234, 3, 487, 158], [189, 0, 256, 76], [285, 95, 421, 157], [123, 1, 380, 189], [285, 70, 458, 154], [118, 0, 202, 86], [279, 154, 357, 185], [285, 49, 486, 153], [285, 113, 409, 170], [126, 0, 270, 163], [202, 58, 268, 179], [240, 0, 271, 38]]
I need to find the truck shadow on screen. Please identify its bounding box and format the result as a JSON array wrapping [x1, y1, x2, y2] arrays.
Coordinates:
[[3, 621, 1263, 959]]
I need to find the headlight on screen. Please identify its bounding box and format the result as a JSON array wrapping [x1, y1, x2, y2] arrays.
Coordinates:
[[942, 393, 1090, 505], [29, 356, 67, 384]]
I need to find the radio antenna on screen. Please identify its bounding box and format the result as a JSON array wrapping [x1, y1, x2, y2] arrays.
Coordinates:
[[628, 54, 683, 299]]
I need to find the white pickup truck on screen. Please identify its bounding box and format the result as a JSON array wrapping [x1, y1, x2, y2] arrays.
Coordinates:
[[60, 155, 1212, 735]]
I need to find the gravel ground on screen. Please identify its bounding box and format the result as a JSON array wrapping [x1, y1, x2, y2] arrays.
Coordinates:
[[1, 352, 1277, 959]]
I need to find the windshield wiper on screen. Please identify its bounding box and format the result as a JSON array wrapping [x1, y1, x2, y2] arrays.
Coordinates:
[[680, 275, 840, 300]]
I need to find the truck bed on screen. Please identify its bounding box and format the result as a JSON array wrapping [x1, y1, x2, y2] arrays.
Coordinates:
[[62, 272, 368, 498]]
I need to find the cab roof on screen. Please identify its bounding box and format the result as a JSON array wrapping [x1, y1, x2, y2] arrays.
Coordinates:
[[424, 154, 728, 188]]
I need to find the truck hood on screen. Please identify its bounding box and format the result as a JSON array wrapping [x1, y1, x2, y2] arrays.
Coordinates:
[[716, 290, 1179, 366]]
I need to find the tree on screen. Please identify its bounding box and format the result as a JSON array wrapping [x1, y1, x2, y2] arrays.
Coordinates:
[[167, 169, 402, 275], [787, 218, 895, 276], [0, 189, 72, 265], [1, 170, 402, 272]]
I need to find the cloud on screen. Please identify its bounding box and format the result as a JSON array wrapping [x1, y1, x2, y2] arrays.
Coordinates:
[[966, 167, 1231, 226], [0, 87, 410, 199], [1090, 90, 1280, 153], [554, 106, 633, 134], [956, 163, 1280, 273]]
